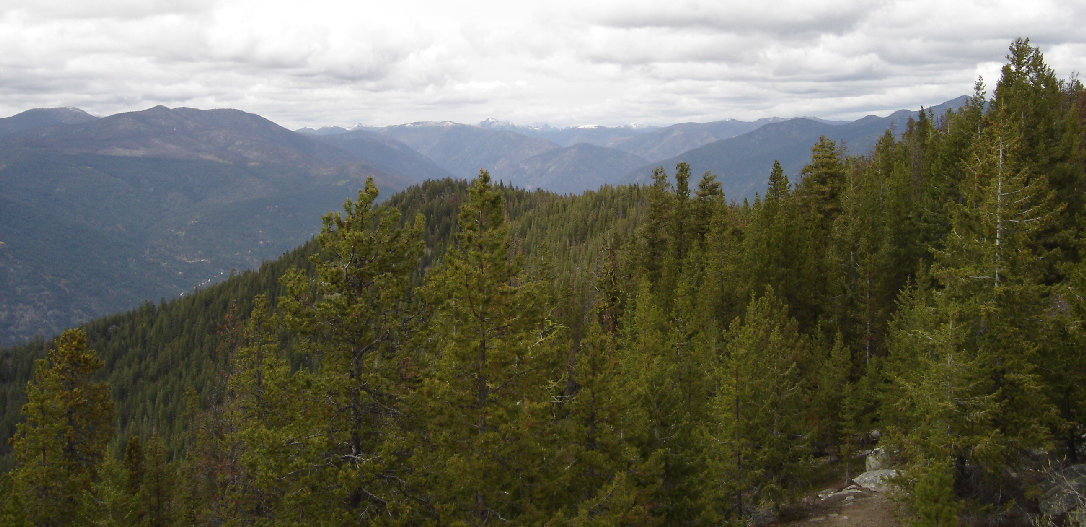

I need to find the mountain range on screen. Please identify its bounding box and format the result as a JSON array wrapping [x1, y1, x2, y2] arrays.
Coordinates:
[[0, 97, 966, 345], [622, 98, 968, 199], [0, 106, 418, 345]]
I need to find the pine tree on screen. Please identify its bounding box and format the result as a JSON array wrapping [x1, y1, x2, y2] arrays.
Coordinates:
[[121, 433, 175, 527], [222, 294, 304, 523], [414, 170, 562, 524], [7, 329, 114, 526], [1055, 257, 1086, 461], [250, 177, 426, 523], [703, 291, 810, 523], [691, 170, 724, 249], [614, 274, 713, 522], [884, 110, 1060, 511], [992, 38, 1085, 260], [741, 161, 806, 326], [552, 317, 664, 525], [633, 166, 674, 291], [797, 136, 847, 229]]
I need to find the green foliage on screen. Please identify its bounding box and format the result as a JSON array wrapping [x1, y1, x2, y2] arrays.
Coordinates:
[[3, 37, 1084, 526], [885, 106, 1063, 513], [703, 291, 811, 522], [7, 329, 114, 526], [412, 170, 564, 524], [908, 459, 961, 527]]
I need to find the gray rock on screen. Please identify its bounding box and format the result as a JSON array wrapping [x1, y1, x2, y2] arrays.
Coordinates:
[[866, 447, 889, 471], [854, 469, 898, 492]]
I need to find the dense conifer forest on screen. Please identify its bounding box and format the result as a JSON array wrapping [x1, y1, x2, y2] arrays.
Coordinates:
[[2, 39, 1085, 525]]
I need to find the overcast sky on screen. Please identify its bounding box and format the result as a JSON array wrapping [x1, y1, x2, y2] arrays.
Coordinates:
[[1, 0, 1083, 129]]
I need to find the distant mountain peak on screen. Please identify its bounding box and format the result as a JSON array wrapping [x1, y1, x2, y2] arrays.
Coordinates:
[[400, 120, 461, 128], [296, 125, 350, 136], [0, 106, 99, 138], [479, 117, 516, 129]]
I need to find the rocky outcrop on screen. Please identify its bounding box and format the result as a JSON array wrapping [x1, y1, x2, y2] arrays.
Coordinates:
[[855, 469, 899, 493]]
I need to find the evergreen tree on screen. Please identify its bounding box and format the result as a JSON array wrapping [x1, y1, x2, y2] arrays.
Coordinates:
[[552, 317, 664, 525], [245, 177, 426, 523], [1055, 257, 1086, 461], [221, 294, 296, 523], [703, 291, 810, 523], [671, 162, 693, 268], [7, 329, 114, 526], [992, 38, 1086, 267], [885, 110, 1060, 511], [797, 136, 847, 229], [121, 433, 175, 527], [741, 161, 805, 326], [414, 170, 562, 524], [691, 170, 724, 249], [634, 166, 674, 292]]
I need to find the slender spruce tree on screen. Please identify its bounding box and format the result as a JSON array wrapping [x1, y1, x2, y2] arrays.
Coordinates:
[[6, 329, 114, 526], [884, 108, 1061, 514], [413, 170, 562, 524], [273, 177, 425, 522]]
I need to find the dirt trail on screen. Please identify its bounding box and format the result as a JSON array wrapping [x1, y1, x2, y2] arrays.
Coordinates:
[[781, 485, 904, 526]]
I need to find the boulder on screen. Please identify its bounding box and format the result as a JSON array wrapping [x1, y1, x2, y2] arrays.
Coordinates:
[[855, 469, 898, 492], [866, 447, 889, 471]]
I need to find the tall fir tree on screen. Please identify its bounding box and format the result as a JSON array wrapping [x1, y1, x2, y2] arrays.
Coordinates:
[[884, 109, 1060, 513], [413, 170, 562, 524], [702, 291, 810, 523], [6, 329, 114, 526], [991, 38, 1086, 271], [552, 315, 664, 525], [268, 177, 425, 523]]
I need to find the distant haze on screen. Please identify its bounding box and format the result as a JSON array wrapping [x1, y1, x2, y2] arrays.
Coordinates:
[[0, 1, 1083, 129]]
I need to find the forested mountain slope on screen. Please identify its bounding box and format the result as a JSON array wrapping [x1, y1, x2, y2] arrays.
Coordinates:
[[0, 178, 649, 469], [625, 96, 969, 201], [373, 121, 559, 180], [0, 107, 419, 345], [1, 39, 1084, 526]]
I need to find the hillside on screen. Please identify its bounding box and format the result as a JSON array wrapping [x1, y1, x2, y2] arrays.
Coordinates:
[[500, 142, 648, 193], [0, 107, 98, 138], [607, 117, 784, 160], [625, 96, 969, 201], [0, 178, 649, 468], [0, 106, 422, 345], [372, 121, 560, 180]]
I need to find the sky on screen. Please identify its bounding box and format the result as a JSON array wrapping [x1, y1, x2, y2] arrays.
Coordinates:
[[1, 0, 1084, 129]]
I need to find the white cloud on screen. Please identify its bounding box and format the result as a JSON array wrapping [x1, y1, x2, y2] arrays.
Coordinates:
[[0, 0, 1083, 128]]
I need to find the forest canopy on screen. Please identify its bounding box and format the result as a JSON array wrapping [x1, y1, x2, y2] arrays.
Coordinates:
[[1, 38, 1084, 526]]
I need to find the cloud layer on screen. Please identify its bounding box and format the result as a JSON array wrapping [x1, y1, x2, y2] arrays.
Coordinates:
[[1, 0, 1083, 128]]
